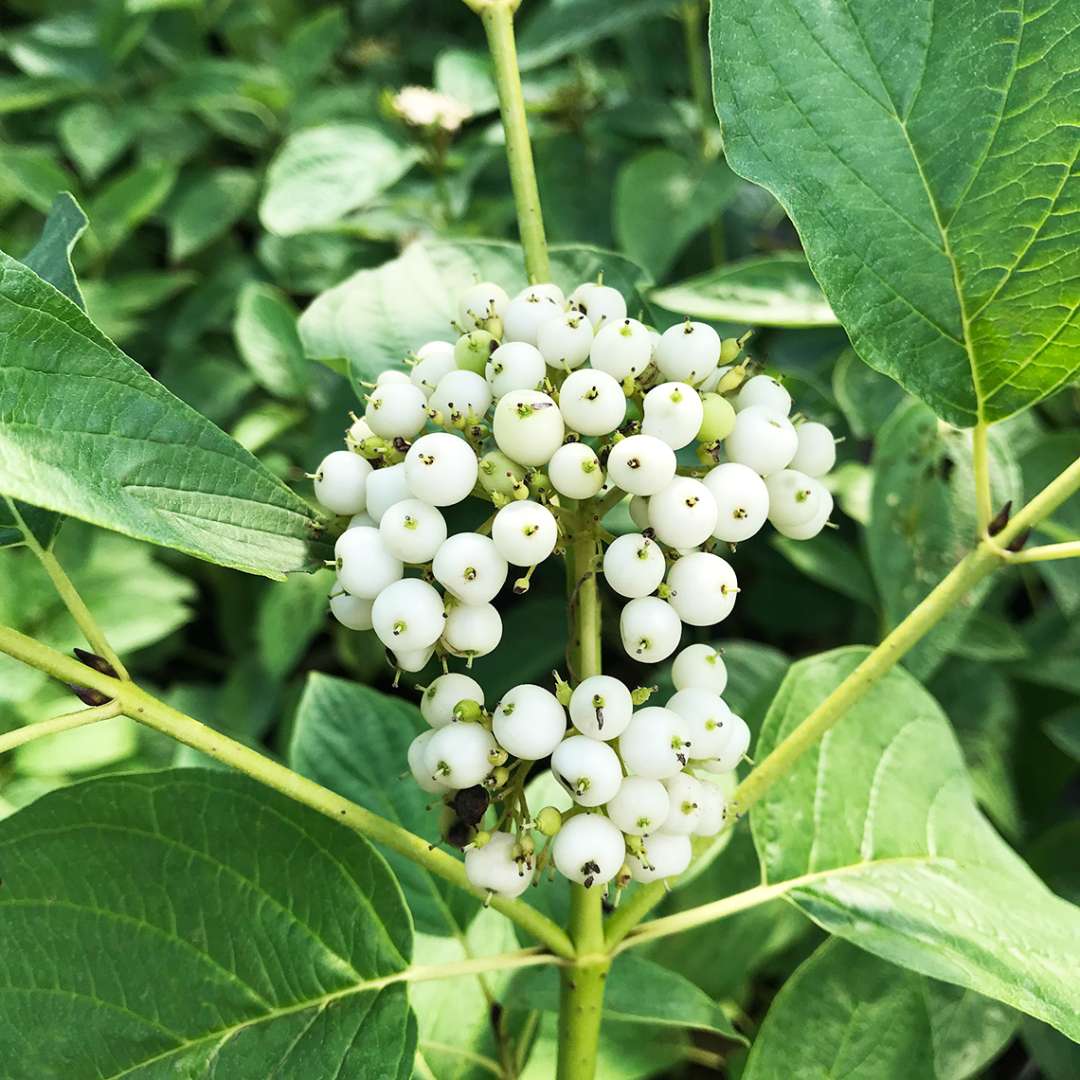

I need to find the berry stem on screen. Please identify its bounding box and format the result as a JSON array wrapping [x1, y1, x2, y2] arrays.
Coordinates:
[[472, 0, 551, 282], [1003, 540, 1080, 563], [558, 503, 610, 1080], [0, 699, 120, 756], [0, 622, 576, 961]]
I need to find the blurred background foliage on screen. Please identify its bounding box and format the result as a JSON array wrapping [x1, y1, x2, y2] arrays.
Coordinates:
[[0, 1, 1077, 1076]]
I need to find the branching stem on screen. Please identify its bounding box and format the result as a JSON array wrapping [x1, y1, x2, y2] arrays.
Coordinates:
[[0, 700, 121, 756]]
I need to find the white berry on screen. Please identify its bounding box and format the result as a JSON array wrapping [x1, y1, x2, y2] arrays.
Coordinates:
[[364, 382, 428, 439], [492, 500, 558, 567], [605, 777, 670, 835], [589, 318, 653, 381], [405, 432, 479, 506], [551, 735, 623, 807], [503, 292, 561, 345], [619, 707, 692, 778], [703, 462, 770, 543], [647, 477, 718, 549], [655, 321, 720, 385], [433, 532, 509, 604], [486, 341, 546, 398], [671, 644, 728, 695], [537, 310, 593, 370], [662, 772, 705, 835], [379, 499, 448, 563], [548, 442, 604, 500], [442, 602, 503, 659], [724, 405, 798, 476], [314, 450, 371, 515], [667, 687, 732, 759], [694, 781, 727, 837], [558, 369, 626, 437], [366, 463, 412, 525], [371, 577, 445, 651], [765, 470, 823, 529], [790, 421, 836, 477], [606, 435, 676, 496], [551, 813, 626, 887], [602, 533, 666, 599], [329, 587, 374, 631], [736, 374, 791, 416], [336, 526, 403, 598], [772, 486, 833, 540], [710, 712, 751, 772], [666, 552, 738, 626], [569, 675, 633, 740], [421, 672, 485, 728], [641, 382, 703, 450], [492, 684, 566, 760], [629, 831, 691, 883], [572, 283, 627, 330], [409, 730, 450, 794], [466, 832, 531, 898], [620, 596, 682, 662], [493, 390, 565, 466], [430, 369, 492, 423], [423, 722, 497, 788], [458, 281, 509, 331]]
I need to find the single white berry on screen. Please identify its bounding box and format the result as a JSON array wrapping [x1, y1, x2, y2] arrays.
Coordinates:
[[571, 283, 627, 331], [551, 813, 626, 887], [492, 683, 566, 760], [628, 831, 692, 883], [661, 772, 705, 834], [655, 321, 720, 385], [708, 712, 751, 772], [336, 526, 403, 598], [458, 281, 509, 331], [314, 450, 372, 515], [423, 722, 497, 788], [442, 602, 503, 659], [641, 382, 704, 450], [605, 777, 670, 835], [491, 500, 558, 567], [392, 645, 435, 672], [365, 463, 412, 524], [671, 644, 728, 695], [765, 470, 823, 529], [619, 707, 693, 778], [364, 382, 428, 439], [376, 370, 411, 386], [433, 532, 509, 604], [348, 416, 374, 444], [537, 310, 594, 370], [503, 292, 562, 345], [589, 318, 653, 381], [552, 735, 623, 807], [620, 596, 682, 662], [465, 832, 531, 898], [517, 282, 566, 307], [421, 672, 485, 728], [790, 421, 836, 477], [379, 499, 448, 563], [558, 369, 626, 436], [703, 462, 770, 543], [647, 477, 718, 549], [736, 374, 791, 416], [486, 341, 546, 399], [772, 486, 833, 540], [430, 369, 492, 423], [348, 511, 377, 529], [493, 390, 565, 466], [569, 675, 633, 740], [666, 552, 738, 626], [724, 405, 798, 476], [405, 432, 479, 506], [417, 339, 455, 362], [411, 347, 457, 396], [602, 533, 666, 599], [667, 688, 732, 759], [371, 577, 445, 651], [329, 586, 374, 631], [548, 443, 604, 500], [409, 731, 450, 793], [606, 435, 676, 496], [694, 780, 726, 837]]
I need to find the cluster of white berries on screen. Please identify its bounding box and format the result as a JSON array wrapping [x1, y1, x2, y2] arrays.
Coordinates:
[[312, 276, 837, 673], [407, 645, 746, 897], [309, 276, 838, 892]]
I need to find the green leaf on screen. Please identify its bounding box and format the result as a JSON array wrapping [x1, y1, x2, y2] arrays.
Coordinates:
[[233, 281, 309, 399], [260, 124, 420, 236], [0, 145, 80, 213], [517, 0, 678, 70], [1044, 705, 1080, 763], [867, 400, 1019, 678], [20, 192, 88, 308], [0, 74, 80, 115], [832, 349, 907, 440], [279, 7, 348, 91], [15, 713, 137, 777], [0, 251, 319, 579], [511, 953, 745, 1042], [0, 770, 416, 1078], [613, 150, 739, 280], [653, 253, 837, 327], [57, 101, 138, 183], [434, 49, 497, 115], [711, 0, 1080, 425], [166, 167, 257, 261], [770, 531, 876, 607], [289, 672, 479, 936], [81, 271, 197, 342], [745, 940, 1016, 1080], [300, 240, 651, 390], [87, 160, 177, 253], [255, 571, 330, 678], [752, 646, 1080, 1038]]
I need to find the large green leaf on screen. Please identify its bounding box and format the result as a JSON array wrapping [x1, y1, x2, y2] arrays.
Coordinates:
[[259, 124, 420, 236], [867, 400, 1019, 678], [751, 647, 1080, 1038], [21, 191, 87, 308], [745, 940, 1016, 1079], [0, 771, 416, 1078], [299, 240, 651, 391], [289, 673, 479, 937], [166, 167, 258, 261], [87, 160, 177, 253], [711, 0, 1080, 425], [0, 251, 319, 578], [652, 253, 838, 327], [613, 149, 739, 280]]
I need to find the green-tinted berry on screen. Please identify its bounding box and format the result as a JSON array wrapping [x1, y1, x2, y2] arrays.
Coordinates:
[[536, 806, 563, 836], [698, 393, 737, 442], [455, 330, 498, 374], [719, 337, 742, 365], [478, 450, 527, 497]]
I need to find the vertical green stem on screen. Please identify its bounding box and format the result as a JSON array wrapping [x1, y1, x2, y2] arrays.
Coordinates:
[[558, 506, 610, 1080], [477, 0, 551, 283], [972, 421, 992, 535]]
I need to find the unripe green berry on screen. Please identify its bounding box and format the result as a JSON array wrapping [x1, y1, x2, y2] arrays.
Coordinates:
[[453, 698, 484, 723], [719, 337, 742, 365], [698, 393, 737, 442], [536, 806, 563, 836], [478, 450, 527, 497], [455, 330, 498, 374]]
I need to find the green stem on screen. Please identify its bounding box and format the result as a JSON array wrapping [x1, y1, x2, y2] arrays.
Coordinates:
[[6, 496, 129, 680], [558, 506, 609, 1080], [972, 421, 992, 534], [1005, 540, 1080, 564], [0, 700, 121, 756], [0, 623, 575, 961], [474, 0, 551, 282]]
